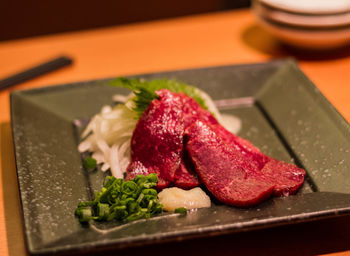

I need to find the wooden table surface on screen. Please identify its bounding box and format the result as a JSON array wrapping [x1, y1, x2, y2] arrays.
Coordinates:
[[1, 8, 350, 256]]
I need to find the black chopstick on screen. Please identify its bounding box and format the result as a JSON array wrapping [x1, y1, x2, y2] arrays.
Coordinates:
[[0, 55, 73, 90]]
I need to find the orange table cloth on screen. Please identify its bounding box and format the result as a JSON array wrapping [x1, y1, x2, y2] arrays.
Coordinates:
[[1, 9, 350, 256]]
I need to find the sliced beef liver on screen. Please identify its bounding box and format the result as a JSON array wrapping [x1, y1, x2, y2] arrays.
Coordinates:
[[185, 120, 305, 207], [126, 89, 305, 204], [185, 121, 275, 207], [260, 159, 306, 196], [213, 124, 269, 170], [126, 90, 185, 189], [213, 124, 305, 197], [174, 153, 200, 189], [126, 89, 215, 189]]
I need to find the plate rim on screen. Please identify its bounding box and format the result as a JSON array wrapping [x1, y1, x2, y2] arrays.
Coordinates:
[[10, 59, 350, 255]]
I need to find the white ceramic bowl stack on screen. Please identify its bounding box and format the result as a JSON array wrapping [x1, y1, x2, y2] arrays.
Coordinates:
[[252, 0, 350, 49]]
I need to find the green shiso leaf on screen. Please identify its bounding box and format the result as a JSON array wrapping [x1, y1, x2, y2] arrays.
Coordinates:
[[109, 77, 207, 118]]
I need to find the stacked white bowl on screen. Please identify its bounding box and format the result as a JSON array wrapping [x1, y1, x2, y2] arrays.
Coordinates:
[[252, 0, 350, 49]]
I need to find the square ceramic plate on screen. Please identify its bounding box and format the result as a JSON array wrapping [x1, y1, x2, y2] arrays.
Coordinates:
[[11, 59, 350, 255]]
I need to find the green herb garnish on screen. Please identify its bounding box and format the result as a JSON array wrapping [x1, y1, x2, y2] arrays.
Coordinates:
[[109, 77, 207, 118], [83, 156, 97, 170], [174, 207, 187, 215], [75, 173, 163, 223]]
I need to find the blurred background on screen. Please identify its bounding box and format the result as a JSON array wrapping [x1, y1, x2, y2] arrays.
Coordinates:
[[0, 0, 250, 41]]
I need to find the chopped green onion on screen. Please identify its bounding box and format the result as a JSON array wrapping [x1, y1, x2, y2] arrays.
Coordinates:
[[75, 207, 93, 223], [175, 207, 187, 215], [97, 203, 109, 220], [83, 156, 97, 170], [121, 181, 138, 195], [75, 174, 163, 224]]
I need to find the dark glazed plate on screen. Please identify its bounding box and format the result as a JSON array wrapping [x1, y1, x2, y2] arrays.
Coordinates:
[[11, 60, 350, 255]]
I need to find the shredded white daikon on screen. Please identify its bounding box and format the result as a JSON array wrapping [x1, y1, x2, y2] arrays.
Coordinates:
[[79, 90, 241, 178]]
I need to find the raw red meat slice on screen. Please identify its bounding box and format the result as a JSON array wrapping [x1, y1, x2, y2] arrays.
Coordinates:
[[185, 121, 275, 207], [261, 159, 306, 196], [173, 153, 200, 189], [126, 89, 216, 189], [213, 124, 269, 170], [185, 120, 306, 207], [126, 89, 305, 204], [212, 124, 305, 197], [126, 90, 184, 189], [179, 92, 218, 127], [173, 162, 200, 189], [173, 91, 218, 188]]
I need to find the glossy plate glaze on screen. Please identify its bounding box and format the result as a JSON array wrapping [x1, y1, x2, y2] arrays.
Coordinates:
[[11, 60, 350, 255]]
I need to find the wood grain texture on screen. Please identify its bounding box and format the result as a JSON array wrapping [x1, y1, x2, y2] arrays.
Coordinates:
[[1, 9, 350, 256]]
